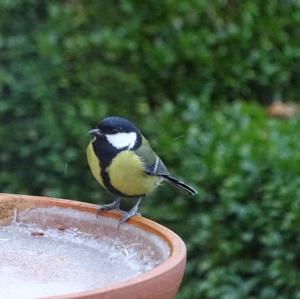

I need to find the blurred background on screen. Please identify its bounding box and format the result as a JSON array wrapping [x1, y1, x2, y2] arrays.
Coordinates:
[[1, 0, 300, 298]]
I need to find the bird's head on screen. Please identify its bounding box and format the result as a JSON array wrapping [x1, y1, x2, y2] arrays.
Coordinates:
[[89, 116, 141, 150]]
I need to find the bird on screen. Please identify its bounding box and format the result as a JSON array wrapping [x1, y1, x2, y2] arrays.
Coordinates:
[[87, 116, 197, 227]]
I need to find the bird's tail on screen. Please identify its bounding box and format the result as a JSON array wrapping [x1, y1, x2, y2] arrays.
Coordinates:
[[161, 175, 197, 196]]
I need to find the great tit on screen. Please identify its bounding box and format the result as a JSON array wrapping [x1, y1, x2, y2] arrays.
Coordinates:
[[87, 116, 197, 227]]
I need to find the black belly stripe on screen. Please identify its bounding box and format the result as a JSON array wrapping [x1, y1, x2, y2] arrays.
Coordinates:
[[100, 169, 126, 197], [92, 136, 145, 198], [101, 169, 145, 198]]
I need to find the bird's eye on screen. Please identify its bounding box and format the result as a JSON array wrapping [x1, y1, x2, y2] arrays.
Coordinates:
[[111, 128, 118, 134]]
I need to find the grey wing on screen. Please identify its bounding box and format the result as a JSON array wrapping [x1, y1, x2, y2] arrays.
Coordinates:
[[135, 136, 169, 176]]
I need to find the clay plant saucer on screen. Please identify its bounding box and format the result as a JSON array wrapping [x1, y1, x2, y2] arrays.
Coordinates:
[[0, 193, 186, 299]]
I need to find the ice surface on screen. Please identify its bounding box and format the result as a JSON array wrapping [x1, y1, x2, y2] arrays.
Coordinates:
[[0, 208, 169, 299]]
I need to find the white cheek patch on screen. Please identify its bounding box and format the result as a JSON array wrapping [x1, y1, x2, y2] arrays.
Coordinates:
[[106, 132, 137, 149]]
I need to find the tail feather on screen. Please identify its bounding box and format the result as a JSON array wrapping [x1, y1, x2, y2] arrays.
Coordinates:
[[161, 175, 197, 196]]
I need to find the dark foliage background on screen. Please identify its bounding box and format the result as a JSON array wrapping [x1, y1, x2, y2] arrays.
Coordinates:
[[1, 1, 300, 298]]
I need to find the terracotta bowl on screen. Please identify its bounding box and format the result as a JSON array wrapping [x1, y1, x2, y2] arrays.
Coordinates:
[[0, 193, 186, 299]]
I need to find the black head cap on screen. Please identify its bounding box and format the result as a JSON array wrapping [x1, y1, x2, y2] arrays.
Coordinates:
[[97, 116, 140, 135]]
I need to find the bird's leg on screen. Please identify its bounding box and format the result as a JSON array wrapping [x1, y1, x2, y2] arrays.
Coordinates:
[[97, 197, 121, 216], [118, 197, 143, 229]]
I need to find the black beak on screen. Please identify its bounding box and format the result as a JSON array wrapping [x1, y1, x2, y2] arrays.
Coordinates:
[[88, 128, 103, 137]]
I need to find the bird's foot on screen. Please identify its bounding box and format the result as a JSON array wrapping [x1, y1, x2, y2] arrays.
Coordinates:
[[117, 197, 143, 229], [97, 198, 121, 217], [118, 209, 142, 229]]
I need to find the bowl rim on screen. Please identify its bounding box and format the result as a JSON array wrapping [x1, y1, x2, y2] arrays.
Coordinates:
[[0, 193, 186, 299]]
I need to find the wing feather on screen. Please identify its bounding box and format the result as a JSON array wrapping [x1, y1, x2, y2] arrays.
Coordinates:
[[135, 136, 169, 176]]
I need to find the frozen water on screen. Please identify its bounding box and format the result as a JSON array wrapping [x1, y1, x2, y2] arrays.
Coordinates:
[[0, 214, 169, 299]]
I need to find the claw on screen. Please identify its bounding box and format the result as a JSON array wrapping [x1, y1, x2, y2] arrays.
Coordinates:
[[96, 198, 121, 217], [117, 197, 143, 229], [118, 210, 141, 229]]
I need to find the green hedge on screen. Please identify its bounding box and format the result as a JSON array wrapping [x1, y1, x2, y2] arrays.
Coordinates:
[[1, 0, 300, 108], [171, 101, 300, 298], [1, 1, 300, 298]]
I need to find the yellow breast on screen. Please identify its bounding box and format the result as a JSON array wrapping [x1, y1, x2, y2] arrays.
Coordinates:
[[86, 141, 105, 188], [107, 150, 160, 197]]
